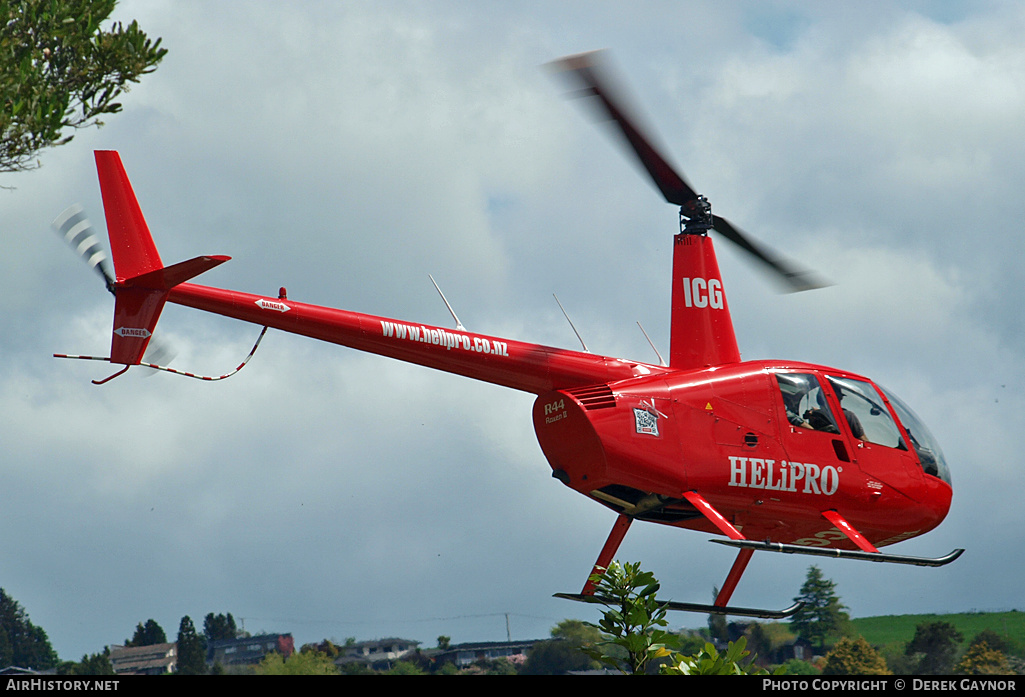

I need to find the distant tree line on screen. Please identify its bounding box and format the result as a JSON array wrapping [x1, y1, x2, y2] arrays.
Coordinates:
[[3, 569, 1023, 675], [0, 588, 58, 670]]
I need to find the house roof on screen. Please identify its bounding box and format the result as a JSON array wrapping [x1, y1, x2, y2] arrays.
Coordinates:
[[108, 643, 177, 674]]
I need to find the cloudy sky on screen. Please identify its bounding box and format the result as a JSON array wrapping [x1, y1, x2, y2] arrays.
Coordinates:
[[3, 1, 1024, 660]]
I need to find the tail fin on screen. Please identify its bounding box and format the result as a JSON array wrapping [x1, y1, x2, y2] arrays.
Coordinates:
[[669, 232, 741, 369], [94, 151, 229, 365]]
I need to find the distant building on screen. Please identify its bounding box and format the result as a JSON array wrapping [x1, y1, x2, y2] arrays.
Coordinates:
[[337, 638, 420, 670], [776, 636, 814, 663], [434, 639, 541, 668], [0, 667, 38, 676], [108, 643, 177, 675], [208, 634, 295, 668]]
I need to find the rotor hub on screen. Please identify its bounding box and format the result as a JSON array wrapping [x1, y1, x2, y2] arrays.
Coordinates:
[[680, 195, 713, 235]]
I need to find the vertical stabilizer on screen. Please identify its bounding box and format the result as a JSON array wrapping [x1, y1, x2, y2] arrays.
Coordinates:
[[95, 150, 163, 281], [93, 151, 230, 366], [95, 151, 165, 365], [669, 233, 741, 369]]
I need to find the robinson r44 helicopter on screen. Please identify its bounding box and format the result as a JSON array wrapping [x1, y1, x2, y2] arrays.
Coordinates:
[[55, 51, 961, 619]]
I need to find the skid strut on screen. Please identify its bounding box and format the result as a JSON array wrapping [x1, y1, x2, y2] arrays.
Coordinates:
[[556, 501, 802, 619], [581, 514, 632, 596]]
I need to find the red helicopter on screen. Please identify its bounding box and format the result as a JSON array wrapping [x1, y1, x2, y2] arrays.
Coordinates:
[[55, 52, 960, 619]]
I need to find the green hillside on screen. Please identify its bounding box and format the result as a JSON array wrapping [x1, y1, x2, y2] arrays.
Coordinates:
[[851, 611, 1025, 653]]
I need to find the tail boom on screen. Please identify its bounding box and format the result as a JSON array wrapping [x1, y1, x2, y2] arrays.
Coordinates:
[[168, 283, 664, 394], [90, 149, 667, 389]]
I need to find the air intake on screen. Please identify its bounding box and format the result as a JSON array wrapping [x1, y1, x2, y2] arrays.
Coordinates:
[[566, 384, 616, 410]]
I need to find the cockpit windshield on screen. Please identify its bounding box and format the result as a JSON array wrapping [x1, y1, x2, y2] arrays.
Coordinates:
[[879, 386, 952, 485]]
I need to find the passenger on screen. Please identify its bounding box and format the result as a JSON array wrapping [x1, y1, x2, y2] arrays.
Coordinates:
[[833, 385, 867, 440]]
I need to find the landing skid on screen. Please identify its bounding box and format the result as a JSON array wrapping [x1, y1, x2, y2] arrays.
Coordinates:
[[567, 501, 964, 622], [554, 592, 804, 620], [711, 539, 965, 567]]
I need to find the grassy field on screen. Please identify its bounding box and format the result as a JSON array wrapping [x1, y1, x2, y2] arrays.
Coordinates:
[[850, 611, 1025, 652]]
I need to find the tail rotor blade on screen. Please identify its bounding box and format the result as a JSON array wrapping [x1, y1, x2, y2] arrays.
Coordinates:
[[53, 203, 180, 368], [141, 334, 178, 369], [52, 204, 115, 294]]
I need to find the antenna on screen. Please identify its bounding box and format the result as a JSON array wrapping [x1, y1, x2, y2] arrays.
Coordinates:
[[429, 274, 466, 331], [637, 321, 667, 366], [554, 294, 589, 352]]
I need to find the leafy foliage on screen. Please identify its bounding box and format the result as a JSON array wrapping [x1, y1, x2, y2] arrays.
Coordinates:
[[462, 657, 518, 675], [301, 639, 341, 658], [125, 618, 166, 647], [780, 658, 820, 675], [56, 650, 114, 675], [0, 588, 58, 670], [967, 629, 1014, 657], [580, 562, 779, 676], [675, 631, 708, 656], [0, 0, 166, 173], [580, 561, 679, 674], [822, 636, 891, 675], [956, 641, 1013, 675], [522, 619, 602, 675], [790, 565, 850, 650], [661, 636, 776, 675], [254, 650, 339, 675], [384, 660, 424, 675], [906, 621, 964, 675], [175, 615, 207, 675], [203, 612, 238, 642]]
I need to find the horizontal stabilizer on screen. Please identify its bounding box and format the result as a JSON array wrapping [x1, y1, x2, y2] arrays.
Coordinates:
[[109, 259, 231, 366], [122, 255, 231, 291]]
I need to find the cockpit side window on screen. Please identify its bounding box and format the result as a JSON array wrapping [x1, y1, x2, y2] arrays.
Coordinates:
[[826, 377, 906, 450], [775, 373, 840, 435]]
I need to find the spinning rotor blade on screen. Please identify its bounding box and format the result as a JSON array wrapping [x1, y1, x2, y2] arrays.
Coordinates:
[[52, 204, 115, 294], [550, 51, 702, 214], [141, 334, 178, 369], [711, 215, 826, 293], [550, 50, 826, 292]]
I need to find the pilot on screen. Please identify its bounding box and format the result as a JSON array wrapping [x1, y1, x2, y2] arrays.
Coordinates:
[[802, 388, 840, 435]]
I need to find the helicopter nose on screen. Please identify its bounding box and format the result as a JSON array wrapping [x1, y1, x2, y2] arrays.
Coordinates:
[[917, 471, 954, 533]]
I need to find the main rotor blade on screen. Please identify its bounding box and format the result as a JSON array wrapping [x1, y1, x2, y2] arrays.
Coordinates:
[[712, 215, 827, 293], [550, 51, 703, 214], [551, 51, 826, 294]]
